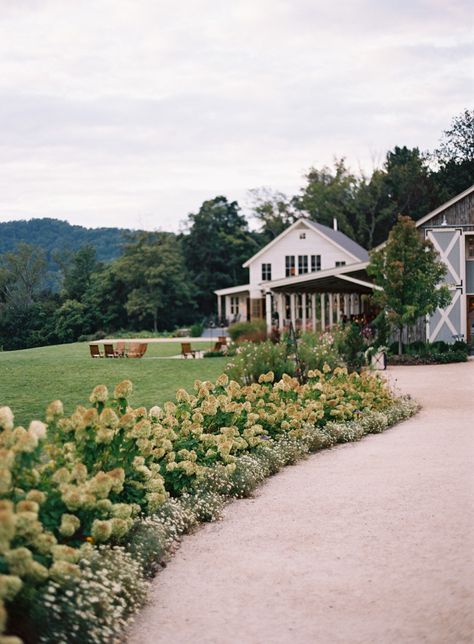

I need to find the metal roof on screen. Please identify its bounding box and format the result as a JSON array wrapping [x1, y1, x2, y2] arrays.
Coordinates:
[[304, 220, 369, 261]]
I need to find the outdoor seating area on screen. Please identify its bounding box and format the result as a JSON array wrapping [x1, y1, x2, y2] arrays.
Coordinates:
[[89, 342, 148, 359]]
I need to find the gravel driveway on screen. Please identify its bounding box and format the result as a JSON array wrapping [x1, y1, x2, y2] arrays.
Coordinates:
[[128, 363, 474, 644]]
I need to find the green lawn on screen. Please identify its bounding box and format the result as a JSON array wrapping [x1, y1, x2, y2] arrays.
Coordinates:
[[0, 342, 227, 426]]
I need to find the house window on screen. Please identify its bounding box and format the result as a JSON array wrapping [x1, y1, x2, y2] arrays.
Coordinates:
[[230, 297, 240, 315], [467, 237, 474, 259], [335, 261, 346, 267], [311, 255, 321, 272], [297, 294, 303, 319], [285, 255, 296, 277], [298, 255, 308, 274], [299, 232, 306, 239], [261, 263, 272, 281]]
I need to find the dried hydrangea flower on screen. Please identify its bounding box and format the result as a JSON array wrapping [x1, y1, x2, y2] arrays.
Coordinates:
[[0, 407, 14, 431], [114, 380, 133, 399], [89, 385, 109, 404]]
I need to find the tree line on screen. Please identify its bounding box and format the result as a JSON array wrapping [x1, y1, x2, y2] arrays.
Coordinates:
[[0, 110, 472, 350]]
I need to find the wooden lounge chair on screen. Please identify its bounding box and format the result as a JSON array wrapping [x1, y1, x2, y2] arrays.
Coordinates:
[[128, 342, 142, 358], [115, 341, 127, 357], [89, 344, 103, 358], [138, 343, 148, 357], [104, 343, 118, 358], [181, 342, 196, 358], [218, 336, 228, 345]]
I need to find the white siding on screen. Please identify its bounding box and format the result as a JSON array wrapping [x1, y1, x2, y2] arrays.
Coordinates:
[[248, 222, 356, 297]]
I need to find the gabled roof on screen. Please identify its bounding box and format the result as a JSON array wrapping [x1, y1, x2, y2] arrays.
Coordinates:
[[242, 218, 368, 267], [304, 220, 369, 262], [415, 184, 474, 228]]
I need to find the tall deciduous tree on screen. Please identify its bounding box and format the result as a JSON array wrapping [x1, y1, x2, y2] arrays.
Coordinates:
[[182, 196, 259, 315], [368, 216, 451, 354], [292, 159, 358, 238], [432, 109, 474, 199], [0, 243, 47, 311], [248, 188, 298, 243], [115, 232, 194, 332]]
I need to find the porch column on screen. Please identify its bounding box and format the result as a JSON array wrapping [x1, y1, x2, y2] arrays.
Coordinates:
[[343, 294, 349, 317], [217, 295, 222, 321], [302, 293, 307, 332], [336, 293, 341, 323], [278, 293, 284, 331], [290, 293, 296, 328], [320, 293, 326, 331], [328, 293, 334, 328], [265, 291, 272, 337], [311, 293, 317, 332]]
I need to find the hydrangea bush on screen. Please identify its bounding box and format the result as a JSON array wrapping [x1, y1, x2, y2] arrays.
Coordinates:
[[0, 368, 418, 642]]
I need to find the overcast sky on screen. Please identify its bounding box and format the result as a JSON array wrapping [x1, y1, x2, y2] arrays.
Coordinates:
[[0, 0, 472, 232]]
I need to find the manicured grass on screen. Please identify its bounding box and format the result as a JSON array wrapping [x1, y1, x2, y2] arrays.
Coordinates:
[[0, 342, 227, 426]]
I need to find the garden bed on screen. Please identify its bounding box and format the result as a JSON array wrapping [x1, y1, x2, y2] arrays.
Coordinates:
[[0, 368, 418, 643]]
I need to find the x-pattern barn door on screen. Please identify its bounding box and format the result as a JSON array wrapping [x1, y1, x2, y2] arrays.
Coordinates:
[[426, 228, 465, 342]]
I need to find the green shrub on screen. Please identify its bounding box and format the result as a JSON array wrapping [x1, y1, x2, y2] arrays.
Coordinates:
[[225, 341, 295, 383], [190, 322, 204, 337], [227, 320, 266, 343], [0, 369, 418, 642]]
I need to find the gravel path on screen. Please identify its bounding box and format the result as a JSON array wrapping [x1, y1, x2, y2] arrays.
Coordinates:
[[128, 363, 474, 644]]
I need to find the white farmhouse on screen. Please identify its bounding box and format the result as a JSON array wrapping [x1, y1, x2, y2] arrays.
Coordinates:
[[215, 185, 474, 345], [215, 217, 368, 325]]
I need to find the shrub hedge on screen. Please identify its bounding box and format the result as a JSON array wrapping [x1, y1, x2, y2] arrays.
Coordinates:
[[0, 367, 418, 642]]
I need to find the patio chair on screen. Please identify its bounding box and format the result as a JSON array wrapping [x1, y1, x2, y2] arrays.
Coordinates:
[[89, 344, 103, 358], [138, 343, 148, 357], [128, 342, 142, 358], [115, 341, 127, 357], [218, 336, 228, 345], [181, 342, 196, 359], [104, 343, 118, 358]]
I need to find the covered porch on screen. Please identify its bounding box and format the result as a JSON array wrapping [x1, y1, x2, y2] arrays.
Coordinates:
[[214, 284, 250, 326], [263, 261, 380, 335]]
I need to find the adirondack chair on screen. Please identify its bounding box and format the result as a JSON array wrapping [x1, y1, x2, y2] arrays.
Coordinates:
[[181, 342, 196, 358], [104, 343, 117, 358], [89, 344, 103, 358], [115, 341, 127, 357], [138, 343, 148, 357], [128, 342, 142, 358], [212, 336, 228, 352]]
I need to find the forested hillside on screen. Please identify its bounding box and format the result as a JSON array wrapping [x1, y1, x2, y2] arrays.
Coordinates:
[[0, 218, 132, 266]]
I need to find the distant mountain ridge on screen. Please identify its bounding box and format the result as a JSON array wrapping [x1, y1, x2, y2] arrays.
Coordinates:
[[0, 218, 136, 264]]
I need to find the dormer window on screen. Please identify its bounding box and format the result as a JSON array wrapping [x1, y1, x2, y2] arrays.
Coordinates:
[[299, 232, 306, 239]]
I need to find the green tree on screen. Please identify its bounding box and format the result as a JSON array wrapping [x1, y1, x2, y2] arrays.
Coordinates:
[[368, 216, 451, 354], [182, 196, 259, 315], [353, 170, 395, 249], [432, 109, 474, 200], [0, 243, 47, 311], [54, 299, 92, 343], [248, 188, 298, 243], [292, 159, 358, 238], [116, 232, 194, 332], [58, 245, 100, 301], [382, 146, 438, 223]]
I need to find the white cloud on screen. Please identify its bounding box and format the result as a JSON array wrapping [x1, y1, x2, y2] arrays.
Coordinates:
[[0, 0, 472, 230]]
